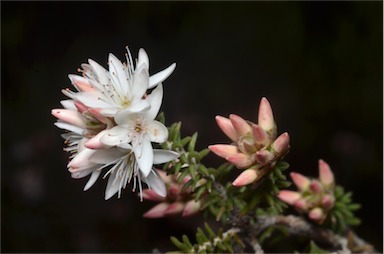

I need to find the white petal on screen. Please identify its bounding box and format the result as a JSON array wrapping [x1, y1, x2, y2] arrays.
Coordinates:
[[99, 107, 119, 117], [149, 63, 176, 89], [89, 148, 126, 164], [144, 170, 166, 197], [60, 99, 76, 110], [54, 122, 84, 135], [114, 110, 138, 126], [133, 134, 153, 177], [73, 91, 112, 109], [146, 84, 163, 121], [153, 149, 180, 164], [147, 120, 168, 143], [68, 148, 96, 168], [70, 167, 94, 179], [126, 99, 150, 113], [132, 64, 149, 100], [100, 126, 131, 146], [105, 170, 120, 200], [84, 170, 101, 191], [88, 59, 109, 85], [137, 48, 149, 70], [108, 53, 127, 95]]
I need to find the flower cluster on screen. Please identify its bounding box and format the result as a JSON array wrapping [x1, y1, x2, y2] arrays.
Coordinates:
[[209, 97, 290, 186], [142, 169, 202, 218], [278, 159, 336, 223], [52, 47, 179, 200]]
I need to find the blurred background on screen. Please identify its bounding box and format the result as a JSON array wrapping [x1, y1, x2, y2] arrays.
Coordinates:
[[2, 1, 382, 253]]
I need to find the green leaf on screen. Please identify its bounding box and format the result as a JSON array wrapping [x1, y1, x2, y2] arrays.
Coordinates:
[[199, 148, 211, 159], [182, 234, 193, 249], [204, 223, 216, 239], [195, 185, 207, 200], [188, 132, 198, 152], [170, 236, 189, 252], [308, 241, 328, 254]]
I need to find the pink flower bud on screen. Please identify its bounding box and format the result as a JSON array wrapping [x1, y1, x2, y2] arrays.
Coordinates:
[[258, 97, 275, 132], [143, 203, 170, 218], [68, 74, 95, 92], [142, 189, 166, 202], [215, 115, 238, 141], [51, 109, 86, 129], [164, 202, 185, 215], [229, 114, 252, 136], [309, 207, 325, 223], [182, 200, 201, 217], [290, 172, 310, 191], [252, 124, 269, 147], [309, 180, 323, 193], [294, 199, 308, 212], [67, 147, 96, 169], [88, 108, 113, 126], [74, 101, 88, 113], [208, 145, 240, 159], [319, 159, 335, 187], [272, 132, 290, 154], [84, 130, 110, 149], [255, 150, 273, 165], [226, 153, 255, 169], [277, 190, 301, 205], [232, 168, 258, 187], [321, 194, 335, 210]]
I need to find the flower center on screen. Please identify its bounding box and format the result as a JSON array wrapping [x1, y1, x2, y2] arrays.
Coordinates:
[[121, 97, 132, 107]]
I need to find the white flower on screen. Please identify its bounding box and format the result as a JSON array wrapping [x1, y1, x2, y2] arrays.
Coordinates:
[[100, 84, 169, 177], [52, 99, 111, 190], [63, 48, 176, 117], [90, 146, 179, 200]]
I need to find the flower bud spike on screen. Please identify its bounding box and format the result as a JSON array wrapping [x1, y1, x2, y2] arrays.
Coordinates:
[[229, 114, 252, 136], [322, 194, 335, 210], [232, 168, 258, 187], [319, 159, 335, 187], [84, 130, 110, 150], [182, 200, 201, 217], [277, 190, 301, 205], [252, 124, 269, 147], [74, 101, 88, 113], [294, 199, 309, 212], [255, 149, 273, 165], [290, 172, 311, 191], [258, 97, 275, 132], [309, 207, 325, 223], [208, 144, 240, 159], [272, 132, 290, 154], [215, 115, 238, 141], [142, 189, 165, 202], [143, 203, 170, 218], [51, 109, 86, 129], [226, 153, 254, 169], [310, 180, 323, 193], [164, 202, 185, 215]]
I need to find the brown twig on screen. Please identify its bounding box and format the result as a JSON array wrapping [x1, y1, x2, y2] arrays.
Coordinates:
[[245, 215, 378, 254]]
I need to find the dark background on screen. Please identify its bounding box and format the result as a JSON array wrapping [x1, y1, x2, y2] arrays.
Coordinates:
[[2, 1, 382, 253]]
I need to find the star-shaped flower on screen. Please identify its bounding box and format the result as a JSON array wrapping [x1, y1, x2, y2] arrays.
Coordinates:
[[64, 48, 176, 117]]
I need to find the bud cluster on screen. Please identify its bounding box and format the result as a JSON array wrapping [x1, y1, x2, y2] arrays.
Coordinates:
[[278, 159, 335, 223], [142, 169, 203, 218], [209, 97, 290, 186]]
